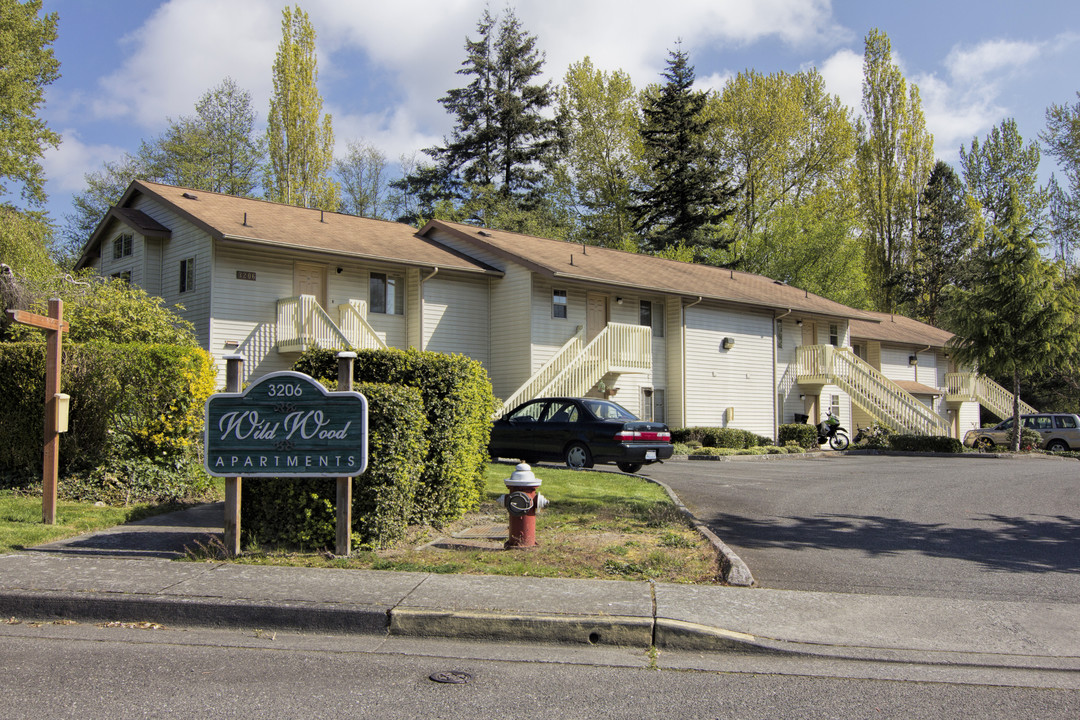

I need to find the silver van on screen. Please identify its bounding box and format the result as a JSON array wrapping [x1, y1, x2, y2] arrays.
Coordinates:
[[963, 413, 1080, 451]]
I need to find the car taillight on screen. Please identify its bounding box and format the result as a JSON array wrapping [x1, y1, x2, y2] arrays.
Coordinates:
[[615, 430, 671, 442]]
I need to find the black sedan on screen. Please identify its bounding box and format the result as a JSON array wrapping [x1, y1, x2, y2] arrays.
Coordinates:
[[489, 397, 674, 473]]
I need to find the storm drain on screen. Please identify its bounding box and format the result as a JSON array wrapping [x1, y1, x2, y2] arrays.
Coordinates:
[[452, 524, 509, 540]]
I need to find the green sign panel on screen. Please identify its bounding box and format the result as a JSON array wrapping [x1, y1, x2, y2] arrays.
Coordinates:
[[204, 371, 367, 477]]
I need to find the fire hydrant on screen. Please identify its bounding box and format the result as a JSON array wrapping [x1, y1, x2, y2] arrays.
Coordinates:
[[498, 463, 548, 548]]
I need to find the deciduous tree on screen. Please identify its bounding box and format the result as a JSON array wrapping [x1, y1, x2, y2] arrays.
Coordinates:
[[264, 5, 337, 210], [335, 140, 390, 219], [855, 28, 934, 313]]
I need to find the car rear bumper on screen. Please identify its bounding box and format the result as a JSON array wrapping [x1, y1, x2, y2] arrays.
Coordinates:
[[603, 443, 675, 464]]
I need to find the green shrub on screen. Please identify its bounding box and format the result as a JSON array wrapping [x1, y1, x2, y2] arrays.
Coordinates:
[[671, 427, 769, 449], [887, 435, 964, 453], [779, 423, 818, 449], [0, 342, 215, 502], [761, 445, 786, 454], [294, 347, 496, 525], [690, 447, 737, 456], [241, 383, 427, 550]]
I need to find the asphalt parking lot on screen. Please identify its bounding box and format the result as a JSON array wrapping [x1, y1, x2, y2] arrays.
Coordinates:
[[642, 454, 1080, 602]]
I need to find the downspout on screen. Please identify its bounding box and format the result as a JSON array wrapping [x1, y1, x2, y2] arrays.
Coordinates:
[[913, 344, 931, 384], [773, 309, 793, 441], [682, 297, 704, 429]]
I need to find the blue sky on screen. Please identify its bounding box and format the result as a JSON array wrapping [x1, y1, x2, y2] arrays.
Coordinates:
[[35, 0, 1080, 226]]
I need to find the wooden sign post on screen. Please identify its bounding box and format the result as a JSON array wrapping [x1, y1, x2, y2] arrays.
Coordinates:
[[203, 361, 368, 557], [5, 299, 69, 525]]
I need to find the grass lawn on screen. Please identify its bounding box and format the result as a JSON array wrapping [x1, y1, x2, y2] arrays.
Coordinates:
[[0, 491, 170, 554], [221, 463, 720, 584]]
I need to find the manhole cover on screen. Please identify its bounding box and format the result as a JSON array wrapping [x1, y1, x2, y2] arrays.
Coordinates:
[[452, 524, 508, 540], [429, 671, 472, 684]]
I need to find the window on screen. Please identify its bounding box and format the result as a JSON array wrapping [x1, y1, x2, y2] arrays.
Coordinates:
[[776, 319, 783, 349], [640, 300, 664, 337], [369, 272, 403, 315], [179, 258, 195, 293], [552, 289, 568, 319], [1055, 415, 1078, 429], [110, 270, 131, 284], [830, 394, 840, 419], [113, 233, 132, 259], [829, 324, 839, 346]]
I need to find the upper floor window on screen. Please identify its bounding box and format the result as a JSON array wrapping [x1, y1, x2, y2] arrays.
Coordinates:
[[640, 300, 665, 337], [552, 289, 568, 319], [179, 258, 195, 293], [113, 233, 133, 260], [369, 272, 403, 315], [829, 324, 839, 346]]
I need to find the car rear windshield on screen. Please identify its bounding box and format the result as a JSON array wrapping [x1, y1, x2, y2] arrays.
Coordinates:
[[582, 399, 637, 421]]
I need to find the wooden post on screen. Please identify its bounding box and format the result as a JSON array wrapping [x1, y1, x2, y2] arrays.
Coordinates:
[[335, 352, 356, 556], [224, 354, 244, 556], [6, 299, 68, 525]]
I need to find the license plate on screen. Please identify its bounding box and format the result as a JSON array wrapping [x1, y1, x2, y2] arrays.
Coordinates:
[[645, 451, 657, 460]]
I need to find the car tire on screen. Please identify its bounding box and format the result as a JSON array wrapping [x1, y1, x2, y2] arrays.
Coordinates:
[[617, 462, 643, 474], [1047, 439, 1069, 452], [973, 437, 994, 451], [565, 442, 593, 469]]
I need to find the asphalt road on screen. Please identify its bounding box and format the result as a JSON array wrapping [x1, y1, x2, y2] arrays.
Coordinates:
[[642, 454, 1080, 602]]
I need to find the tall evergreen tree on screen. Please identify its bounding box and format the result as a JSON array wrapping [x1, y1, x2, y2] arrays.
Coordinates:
[[264, 5, 338, 210], [395, 7, 559, 228], [632, 47, 736, 255], [855, 28, 934, 313], [895, 161, 978, 326], [946, 185, 1080, 450]]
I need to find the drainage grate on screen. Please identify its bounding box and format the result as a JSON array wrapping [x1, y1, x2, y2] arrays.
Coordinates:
[[430, 671, 472, 684], [452, 524, 509, 540]]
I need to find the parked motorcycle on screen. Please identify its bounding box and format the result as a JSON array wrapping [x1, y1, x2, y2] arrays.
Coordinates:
[[816, 412, 850, 451]]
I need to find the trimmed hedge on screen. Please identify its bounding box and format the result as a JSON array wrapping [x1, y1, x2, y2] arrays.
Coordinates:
[[671, 426, 771, 449], [0, 342, 215, 502], [241, 383, 427, 550], [778, 423, 818, 450], [294, 347, 496, 525], [887, 435, 964, 453]]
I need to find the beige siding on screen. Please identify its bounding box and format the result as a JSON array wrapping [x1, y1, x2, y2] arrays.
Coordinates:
[[98, 226, 144, 289], [424, 227, 529, 400], [131, 195, 213, 350], [879, 346, 918, 383], [531, 278, 586, 368], [422, 275, 489, 366], [666, 300, 685, 429], [407, 267, 421, 349], [684, 304, 775, 436]]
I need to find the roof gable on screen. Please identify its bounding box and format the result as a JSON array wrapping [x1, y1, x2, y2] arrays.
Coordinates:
[[849, 311, 954, 348]]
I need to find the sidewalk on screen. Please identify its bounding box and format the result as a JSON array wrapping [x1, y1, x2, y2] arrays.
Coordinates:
[[1, 504, 1078, 673]]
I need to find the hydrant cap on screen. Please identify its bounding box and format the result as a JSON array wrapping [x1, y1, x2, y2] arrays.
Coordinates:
[[505, 462, 541, 488]]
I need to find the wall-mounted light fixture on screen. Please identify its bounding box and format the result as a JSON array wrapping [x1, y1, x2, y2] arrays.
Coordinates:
[[336, 267, 344, 274], [796, 319, 803, 326], [722, 337, 736, 350], [799, 394, 806, 401], [616, 297, 623, 305], [908, 355, 918, 366]]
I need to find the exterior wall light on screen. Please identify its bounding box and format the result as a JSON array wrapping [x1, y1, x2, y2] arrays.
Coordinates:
[[909, 355, 918, 365], [722, 337, 736, 350]]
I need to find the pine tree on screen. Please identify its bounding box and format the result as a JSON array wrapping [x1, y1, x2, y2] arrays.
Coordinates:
[[264, 5, 338, 210], [946, 185, 1080, 450], [394, 7, 559, 228], [632, 47, 735, 255]]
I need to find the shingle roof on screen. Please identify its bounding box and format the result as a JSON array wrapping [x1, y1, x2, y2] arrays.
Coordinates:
[[111, 208, 171, 237], [894, 380, 942, 396], [422, 220, 881, 321], [79, 181, 500, 276], [849, 311, 954, 348]]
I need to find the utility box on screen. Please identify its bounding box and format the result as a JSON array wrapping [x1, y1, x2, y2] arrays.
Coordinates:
[[55, 393, 70, 433]]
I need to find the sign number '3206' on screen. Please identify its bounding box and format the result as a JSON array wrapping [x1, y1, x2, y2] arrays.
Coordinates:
[[267, 383, 303, 398]]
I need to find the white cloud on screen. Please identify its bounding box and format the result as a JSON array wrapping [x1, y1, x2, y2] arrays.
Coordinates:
[[945, 39, 1042, 85], [93, 0, 280, 129], [818, 48, 863, 117], [42, 131, 128, 193]]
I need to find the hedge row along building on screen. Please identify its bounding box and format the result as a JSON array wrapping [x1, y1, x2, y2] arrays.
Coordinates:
[[76, 181, 1034, 441]]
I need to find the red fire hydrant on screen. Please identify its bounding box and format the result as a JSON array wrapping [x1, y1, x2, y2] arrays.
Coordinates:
[[498, 463, 548, 548]]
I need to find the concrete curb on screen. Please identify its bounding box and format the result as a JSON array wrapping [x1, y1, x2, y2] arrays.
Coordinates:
[[389, 608, 653, 647], [640, 475, 755, 587]]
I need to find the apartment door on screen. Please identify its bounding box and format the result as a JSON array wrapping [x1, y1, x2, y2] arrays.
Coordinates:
[[586, 293, 609, 342], [294, 263, 327, 309], [801, 320, 818, 346]]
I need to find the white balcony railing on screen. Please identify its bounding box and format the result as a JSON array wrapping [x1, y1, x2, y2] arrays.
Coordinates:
[[276, 295, 352, 353]]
